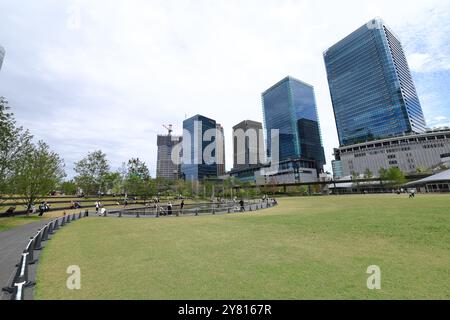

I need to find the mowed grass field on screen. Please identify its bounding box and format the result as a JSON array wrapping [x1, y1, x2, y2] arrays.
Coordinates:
[[35, 195, 450, 300]]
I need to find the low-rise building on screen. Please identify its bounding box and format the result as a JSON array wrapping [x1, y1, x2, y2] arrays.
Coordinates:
[[229, 158, 318, 185], [335, 129, 450, 177]]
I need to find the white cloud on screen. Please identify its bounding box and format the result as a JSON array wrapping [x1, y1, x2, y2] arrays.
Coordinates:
[[0, 0, 449, 177]]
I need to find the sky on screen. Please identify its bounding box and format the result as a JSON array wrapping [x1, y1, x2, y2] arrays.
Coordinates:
[[0, 0, 449, 178]]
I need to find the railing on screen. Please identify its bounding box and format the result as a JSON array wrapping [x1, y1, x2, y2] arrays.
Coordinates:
[[1, 210, 89, 300], [107, 199, 278, 218]]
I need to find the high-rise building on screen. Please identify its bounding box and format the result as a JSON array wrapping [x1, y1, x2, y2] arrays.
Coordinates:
[[156, 134, 182, 180], [324, 18, 427, 147], [0, 45, 5, 71], [232, 120, 264, 171], [262, 76, 326, 172], [181, 114, 218, 181], [216, 123, 226, 176]]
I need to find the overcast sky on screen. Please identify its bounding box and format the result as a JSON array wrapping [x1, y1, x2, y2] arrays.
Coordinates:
[[0, 0, 449, 177]]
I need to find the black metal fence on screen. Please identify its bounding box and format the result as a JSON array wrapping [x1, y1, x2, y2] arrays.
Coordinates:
[[107, 199, 278, 218], [1, 210, 89, 300]]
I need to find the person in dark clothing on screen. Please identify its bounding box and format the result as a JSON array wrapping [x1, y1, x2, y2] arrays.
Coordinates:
[[239, 199, 245, 212], [39, 202, 45, 216], [167, 202, 173, 215], [180, 200, 185, 215]]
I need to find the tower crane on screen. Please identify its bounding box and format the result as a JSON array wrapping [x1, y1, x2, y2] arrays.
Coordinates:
[[163, 124, 173, 136]]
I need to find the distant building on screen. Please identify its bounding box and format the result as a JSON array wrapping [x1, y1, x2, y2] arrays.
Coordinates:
[[181, 114, 218, 181], [216, 123, 226, 176], [337, 129, 450, 177], [324, 18, 427, 147], [332, 148, 344, 179], [229, 158, 318, 185], [232, 120, 264, 171], [262, 76, 326, 173], [406, 169, 450, 193], [156, 134, 182, 180], [0, 45, 5, 71]]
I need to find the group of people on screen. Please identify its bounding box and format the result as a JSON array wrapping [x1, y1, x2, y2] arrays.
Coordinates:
[[95, 201, 107, 216], [155, 200, 185, 216], [70, 201, 82, 209], [38, 202, 50, 216]]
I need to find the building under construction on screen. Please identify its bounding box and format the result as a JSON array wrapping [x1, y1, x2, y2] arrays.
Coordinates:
[[157, 125, 182, 180]]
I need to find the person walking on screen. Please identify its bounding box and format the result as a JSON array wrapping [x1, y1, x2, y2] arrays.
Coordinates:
[[167, 202, 173, 216], [239, 199, 245, 212], [180, 200, 185, 215], [95, 201, 100, 214], [38, 202, 45, 216]]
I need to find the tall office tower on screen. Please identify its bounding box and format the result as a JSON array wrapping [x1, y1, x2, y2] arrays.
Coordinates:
[[156, 133, 182, 180], [0, 45, 5, 71], [232, 120, 264, 171], [216, 123, 226, 176], [181, 114, 218, 181], [262, 76, 326, 172], [324, 18, 427, 146]]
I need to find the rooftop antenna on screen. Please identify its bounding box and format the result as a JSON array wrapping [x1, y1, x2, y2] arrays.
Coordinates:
[[163, 124, 173, 136]]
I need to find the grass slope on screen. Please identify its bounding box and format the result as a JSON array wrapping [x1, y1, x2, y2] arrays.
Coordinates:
[[0, 216, 42, 232], [35, 195, 450, 300]]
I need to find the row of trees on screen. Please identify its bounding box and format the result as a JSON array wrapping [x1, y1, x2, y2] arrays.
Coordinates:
[[351, 167, 406, 187], [1, 99, 168, 209], [1, 97, 65, 209]]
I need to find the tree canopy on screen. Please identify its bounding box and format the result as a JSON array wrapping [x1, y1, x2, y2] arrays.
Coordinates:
[[74, 150, 110, 195]]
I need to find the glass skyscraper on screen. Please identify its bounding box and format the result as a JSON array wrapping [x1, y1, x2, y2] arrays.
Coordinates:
[[181, 114, 218, 181], [0, 45, 5, 71], [324, 18, 427, 147], [262, 76, 326, 171]]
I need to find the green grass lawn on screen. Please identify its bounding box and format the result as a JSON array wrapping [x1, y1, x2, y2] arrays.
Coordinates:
[[35, 194, 450, 300], [0, 216, 42, 232]]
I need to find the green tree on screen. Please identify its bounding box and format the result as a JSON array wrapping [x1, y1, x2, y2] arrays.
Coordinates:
[[380, 167, 406, 187], [11, 141, 66, 211], [364, 168, 374, 180], [416, 167, 431, 174], [127, 158, 150, 180], [0, 97, 33, 199], [379, 168, 388, 180], [104, 172, 122, 194], [123, 158, 155, 199], [74, 150, 110, 195], [351, 171, 361, 193], [60, 180, 78, 195]]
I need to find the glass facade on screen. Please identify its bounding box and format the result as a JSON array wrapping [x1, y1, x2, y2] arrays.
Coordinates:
[[0, 45, 5, 71], [324, 18, 427, 147], [262, 76, 326, 171], [181, 114, 218, 181]]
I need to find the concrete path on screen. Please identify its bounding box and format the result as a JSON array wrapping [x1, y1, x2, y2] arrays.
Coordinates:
[[0, 219, 50, 300]]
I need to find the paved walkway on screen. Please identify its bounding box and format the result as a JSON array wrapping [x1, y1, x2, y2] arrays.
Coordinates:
[[0, 219, 50, 300]]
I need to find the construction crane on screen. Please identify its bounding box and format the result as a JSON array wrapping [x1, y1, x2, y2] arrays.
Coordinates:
[[163, 124, 173, 136]]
